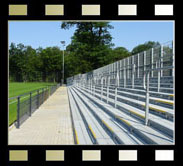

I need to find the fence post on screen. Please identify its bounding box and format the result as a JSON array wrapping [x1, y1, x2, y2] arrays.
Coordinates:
[[145, 72, 150, 126], [41, 88, 44, 103], [43, 88, 45, 102], [37, 90, 39, 108], [137, 53, 139, 78], [16, 96, 20, 128], [29, 92, 32, 116], [172, 41, 174, 77], [101, 77, 103, 100], [90, 78, 92, 95], [107, 76, 110, 103], [132, 56, 134, 88], [124, 60, 126, 88], [93, 77, 96, 97], [143, 51, 146, 88], [91, 77, 93, 95], [151, 48, 154, 77], [114, 72, 119, 108], [48, 86, 50, 97], [160, 45, 163, 77], [157, 59, 161, 92], [93, 77, 95, 96], [119, 60, 121, 83], [45, 87, 49, 100], [132, 64, 135, 89], [143, 72, 146, 90], [127, 57, 129, 81], [144, 51, 146, 74]]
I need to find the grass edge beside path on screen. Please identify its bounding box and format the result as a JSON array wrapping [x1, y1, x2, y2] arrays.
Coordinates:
[[8, 82, 57, 126]]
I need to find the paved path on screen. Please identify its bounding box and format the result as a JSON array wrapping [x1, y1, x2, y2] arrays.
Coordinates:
[[9, 87, 74, 145]]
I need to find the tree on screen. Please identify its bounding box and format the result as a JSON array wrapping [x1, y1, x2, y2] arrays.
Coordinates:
[[61, 22, 114, 73], [131, 41, 160, 55], [9, 43, 28, 82], [39, 47, 62, 82], [9, 43, 63, 82], [110, 47, 131, 62]]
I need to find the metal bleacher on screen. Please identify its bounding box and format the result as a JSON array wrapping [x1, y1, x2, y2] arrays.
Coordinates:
[[67, 41, 174, 145]]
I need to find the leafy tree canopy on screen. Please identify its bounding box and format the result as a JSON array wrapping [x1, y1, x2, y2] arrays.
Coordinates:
[[131, 41, 160, 55], [9, 22, 163, 83]]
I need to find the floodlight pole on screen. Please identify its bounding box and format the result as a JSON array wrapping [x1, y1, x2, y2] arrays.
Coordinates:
[[63, 47, 64, 85], [61, 41, 65, 85]]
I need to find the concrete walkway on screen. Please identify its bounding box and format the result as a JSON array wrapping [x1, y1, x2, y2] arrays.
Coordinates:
[[8, 87, 74, 145]]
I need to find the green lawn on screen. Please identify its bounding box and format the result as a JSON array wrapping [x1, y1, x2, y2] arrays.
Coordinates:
[[9, 82, 57, 126]]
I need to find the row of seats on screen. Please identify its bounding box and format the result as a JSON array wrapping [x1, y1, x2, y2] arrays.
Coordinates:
[[67, 77, 174, 145]]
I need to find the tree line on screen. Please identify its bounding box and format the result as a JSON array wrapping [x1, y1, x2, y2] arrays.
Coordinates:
[[9, 22, 160, 83]]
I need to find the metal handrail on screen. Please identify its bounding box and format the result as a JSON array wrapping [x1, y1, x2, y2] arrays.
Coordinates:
[[143, 65, 174, 125]]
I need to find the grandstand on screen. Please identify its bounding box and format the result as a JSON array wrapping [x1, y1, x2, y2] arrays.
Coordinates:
[[67, 41, 174, 145]]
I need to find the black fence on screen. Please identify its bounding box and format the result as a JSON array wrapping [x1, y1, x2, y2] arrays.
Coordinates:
[[50, 84, 59, 96], [9, 84, 60, 128]]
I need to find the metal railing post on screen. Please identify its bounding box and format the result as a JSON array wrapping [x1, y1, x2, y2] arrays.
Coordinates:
[[17, 96, 20, 128], [119, 60, 121, 82], [157, 60, 161, 92], [124, 60, 126, 88], [143, 51, 146, 89], [114, 72, 119, 108], [137, 53, 140, 78], [114, 86, 117, 108], [127, 58, 129, 80], [43, 88, 45, 102], [101, 77, 103, 100], [151, 48, 154, 77], [91, 78, 93, 96], [90, 78, 92, 95], [48, 86, 50, 97], [29, 92, 32, 116], [160, 45, 163, 77], [172, 41, 174, 77], [145, 72, 150, 126], [37, 90, 40, 108], [94, 82, 96, 97], [143, 72, 146, 90], [94, 78, 95, 96], [144, 51, 146, 74], [132, 64, 135, 89], [42, 88, 44, 104], [107, 76, 110, 103], [45, 87, 47, 100]]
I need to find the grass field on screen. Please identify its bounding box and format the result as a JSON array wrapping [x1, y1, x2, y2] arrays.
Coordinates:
[[9, 82, 57, 126]]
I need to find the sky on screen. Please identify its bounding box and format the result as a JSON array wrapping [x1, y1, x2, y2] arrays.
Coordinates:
[[9, 21, 174, 52]]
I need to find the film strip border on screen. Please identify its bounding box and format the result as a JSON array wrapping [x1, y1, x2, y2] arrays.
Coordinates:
[[7, 149, 176, 163], [1, 1, 178, 166], [7, 3, 175, 17]]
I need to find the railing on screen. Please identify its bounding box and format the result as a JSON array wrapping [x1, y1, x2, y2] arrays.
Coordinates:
[[143, 66, 174, 125], [9, 83, 61, 128], [67, 41, 174, 126], [75, 66, 174, 126], [67, 41, 174, 88]]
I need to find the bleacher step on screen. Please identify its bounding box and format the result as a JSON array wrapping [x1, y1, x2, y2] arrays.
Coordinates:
[[74, 86, 173, 145]]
